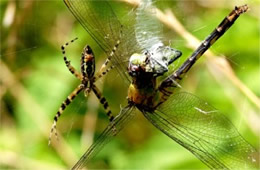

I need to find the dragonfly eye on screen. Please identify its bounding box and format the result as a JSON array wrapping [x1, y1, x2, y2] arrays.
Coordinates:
[[129, 53, 148, 77]]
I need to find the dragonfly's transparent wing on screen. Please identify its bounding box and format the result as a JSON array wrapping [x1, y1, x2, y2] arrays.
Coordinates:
[[142, 92, 258, 169], [64, 0, 142, 83], [64, 0, 119, 53], [135, 0, 163, 52], [72, 106, 136, 170], [135, 0, 183, 75]]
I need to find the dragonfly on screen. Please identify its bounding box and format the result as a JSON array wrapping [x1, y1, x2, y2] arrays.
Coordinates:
[[63, 0, 258, 169]]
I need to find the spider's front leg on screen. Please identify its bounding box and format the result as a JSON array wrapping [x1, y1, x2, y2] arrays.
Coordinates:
[[95, 40, 120, 80], [61, 38, 82, 80], [158, 5, 248, 105]]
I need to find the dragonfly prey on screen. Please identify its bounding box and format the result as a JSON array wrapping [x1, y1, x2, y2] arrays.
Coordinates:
[[62, 0, 259, 169]]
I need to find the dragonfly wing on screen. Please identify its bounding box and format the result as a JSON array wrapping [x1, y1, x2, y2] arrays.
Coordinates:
[[142, 92, 258, 169], [72, 105, 136, 170], [64, 0, 143, 83], [135, 0, 163, 51]]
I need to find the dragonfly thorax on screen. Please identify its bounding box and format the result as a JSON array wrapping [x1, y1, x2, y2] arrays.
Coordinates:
[[128, 77, 158, 111], [128, 45, 182, 110]]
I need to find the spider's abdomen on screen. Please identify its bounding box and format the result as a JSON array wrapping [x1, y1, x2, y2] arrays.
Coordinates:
[[81, 45, 95, 78]]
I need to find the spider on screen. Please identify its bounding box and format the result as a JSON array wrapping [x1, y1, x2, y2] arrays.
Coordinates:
[[48, 38, 120, 145]]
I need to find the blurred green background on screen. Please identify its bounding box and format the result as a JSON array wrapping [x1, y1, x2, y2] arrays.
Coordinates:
[[0, 0, 259, 169]]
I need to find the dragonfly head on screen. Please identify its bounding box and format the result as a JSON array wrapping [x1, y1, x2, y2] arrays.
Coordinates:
[[128, 46, 182, 77], [128, 53, 148, 77]]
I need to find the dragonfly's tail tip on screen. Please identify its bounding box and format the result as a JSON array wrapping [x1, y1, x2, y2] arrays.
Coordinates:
[[236, 4, 249, 14]]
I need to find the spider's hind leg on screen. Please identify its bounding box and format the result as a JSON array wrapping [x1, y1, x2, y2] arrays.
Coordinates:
[[61, 38, 82, 80], [48, 84, 84, 145], [92, 84, 114, 122]]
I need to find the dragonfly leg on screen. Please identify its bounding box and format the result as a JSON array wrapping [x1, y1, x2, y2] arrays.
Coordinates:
[[157, 5, 248, 105], [48, 84, 84, 145], [61, 37, 82, 80], [92, 84, 114, 122], [95, 40, 120, 80]]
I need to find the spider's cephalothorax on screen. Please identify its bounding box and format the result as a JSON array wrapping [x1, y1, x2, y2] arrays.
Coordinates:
[[127, 44, 182, 110], [49, 38, 120, 145]]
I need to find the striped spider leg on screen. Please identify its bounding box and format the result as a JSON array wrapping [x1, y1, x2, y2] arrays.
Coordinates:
[[158, 5, 249, 105], [48, 38, 120, 145], [94, 40, 120, 80]]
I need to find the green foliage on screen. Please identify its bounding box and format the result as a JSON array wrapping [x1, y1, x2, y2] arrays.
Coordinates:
[[0, 0, 259, 169]]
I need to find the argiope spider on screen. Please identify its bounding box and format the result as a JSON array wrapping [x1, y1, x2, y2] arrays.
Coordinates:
[[48, 38, 120, 145]]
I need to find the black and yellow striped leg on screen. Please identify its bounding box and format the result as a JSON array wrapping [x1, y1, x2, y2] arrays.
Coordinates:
[[94, 65, 115, 81], [92, 84, 114, 122], [48, 84, 84, 145], [158, 5, 248, 105], [95, 40, 120, 79], [61, 38, 82, 80]]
